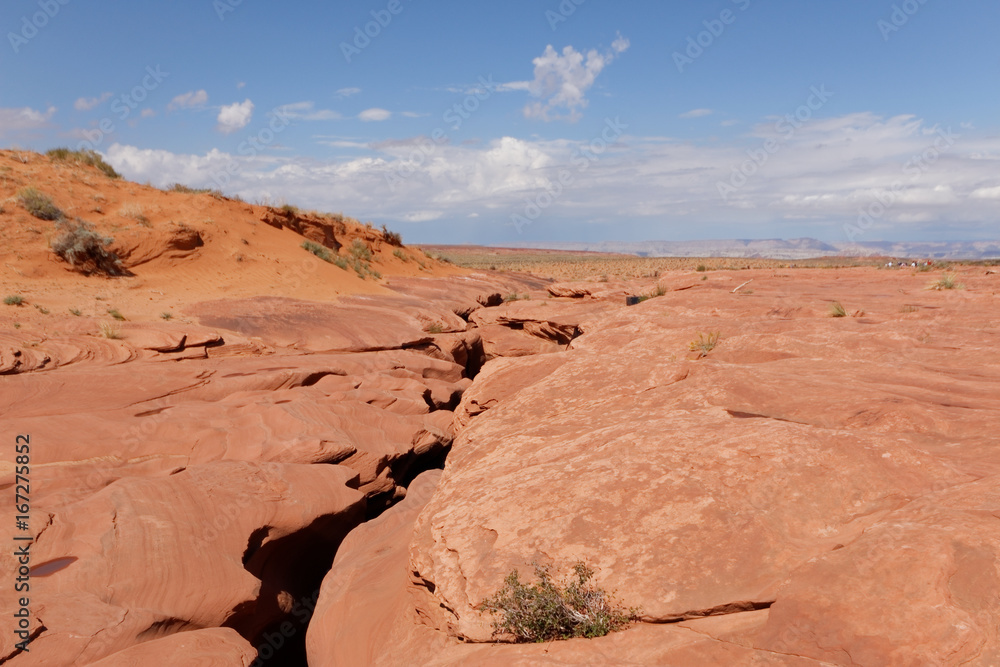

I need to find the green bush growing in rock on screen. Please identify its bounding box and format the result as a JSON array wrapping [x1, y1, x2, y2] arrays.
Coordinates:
[[477, 562, 638, 643]]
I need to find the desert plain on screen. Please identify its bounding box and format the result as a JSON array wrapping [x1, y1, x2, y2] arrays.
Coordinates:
[[2, 151, 1000, 666]]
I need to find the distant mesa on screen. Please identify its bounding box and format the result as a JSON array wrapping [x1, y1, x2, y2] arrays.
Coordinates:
[[509, 238, 1000, 260]]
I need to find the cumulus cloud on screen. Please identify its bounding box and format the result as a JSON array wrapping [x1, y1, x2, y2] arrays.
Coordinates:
[[217, 99, 254, 133], [336, 87, 361, 98], [523, 34, 630, 122], [74, 93, 112, 111], [168, 90, 209, 111], [0, 106, 56, 138], [680, 108, 713, 119], [358, 108, 392, 122], [103, 113, 1000, 242]]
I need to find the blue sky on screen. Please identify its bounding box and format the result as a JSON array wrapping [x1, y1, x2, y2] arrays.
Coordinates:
[[2, 0, 998, 245]]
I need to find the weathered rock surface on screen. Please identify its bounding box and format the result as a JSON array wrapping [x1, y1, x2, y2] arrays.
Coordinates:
[[306, 470, 444, 667], [86, 628, 257, 667], [353, 268, 1000, 665], [0, 462, 363, 665]]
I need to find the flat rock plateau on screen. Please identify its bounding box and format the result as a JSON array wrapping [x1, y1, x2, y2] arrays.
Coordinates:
[[2, 151, 999, 666]]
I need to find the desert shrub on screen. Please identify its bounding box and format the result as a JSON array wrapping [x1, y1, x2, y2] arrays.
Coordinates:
[[930, 273, 962, 290], [696, 264, 707, 272], [107, 308, 125, 321], [69, 308, 82, 316], [51, 220, 126, 276], [477, 562, 638, 643], [4, 295, 24, 306], [119, 202, 150, 226], [168, 183, 216, 195], [99, 321, 122, 339], [829, 301, 847, 318], [280, 204, 299, 216], [381, 224, 403, 246], [689, 331, 720, 357], [33, 304, 49, 314], [393, 248, 409, 261], [302, 240, 334, 263], [18, 187, 63, 220], [637, 284, 667, 303], [349, 239, 373, 262], [161, 312, 173, 320], [46, 148, 120, 179], [427, 322, 444, 334]]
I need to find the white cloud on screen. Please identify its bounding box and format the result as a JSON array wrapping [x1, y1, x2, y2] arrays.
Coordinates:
[[236, 81, 246, 89], [102, 113, 1000, 242], [359, 108, 392, 122], [680, 108, 713, 119], [140, 108, 156, 119], [280, 102, 341, 121], [720, 119, 740, 127], [217, 99, 254, 134], [0, 106, 56, 138], [971, 185, 1000, 200], [401, 111, 427, 118], [336, 87, 361, 98], [168, 90, 209, 111], [74, 93, 112, 111], [522, 34, 630, 122]]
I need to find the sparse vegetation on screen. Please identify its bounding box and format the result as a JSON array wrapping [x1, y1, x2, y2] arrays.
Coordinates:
[[33, 304, 49, 315], [99, 321, 122, 339], [280, 204, 299, 216], [4, 295, 24, 306], [168, 183, 218, 195], [107, 308, 125, 321], [119, 202, 150, 226], [51, 219, 126, 276], [829, 301, 848, 318], [46, 148, 121, 179], [637, 284, 667, 303], [427, 323, 444, 334], [696, 264, 707, 272], [393, 248, 409, 262], [930, 273, 963, 290], [477, 562, 638, 643], [689, 331, 720, 358], [900, 305, 919, 313], [161, 312, 173, 320], [302, 240, 335, 263], [381, 224, 403, 246], [69, 308, 82, 316], [348, 239, 373, 262], [18, 187, 63, 220]]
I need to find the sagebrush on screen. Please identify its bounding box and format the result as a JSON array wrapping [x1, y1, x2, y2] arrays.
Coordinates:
[[51, 220, 126, 276], [18, 187, 63, 220], [477, 562, 638, 643]]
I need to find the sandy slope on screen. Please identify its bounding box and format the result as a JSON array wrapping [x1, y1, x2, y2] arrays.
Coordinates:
[[0, 149, 462, 329]]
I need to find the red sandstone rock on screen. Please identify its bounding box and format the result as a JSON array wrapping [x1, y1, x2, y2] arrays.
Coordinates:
[[0, 462, 363, 665], [86, 628, 257, 666]]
